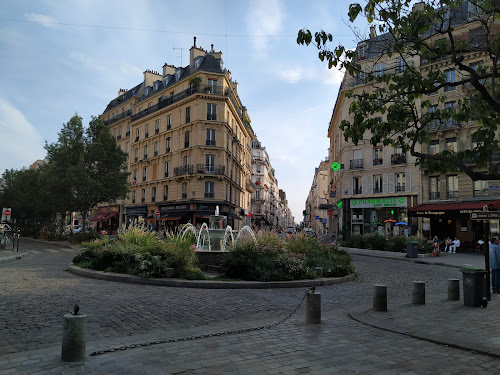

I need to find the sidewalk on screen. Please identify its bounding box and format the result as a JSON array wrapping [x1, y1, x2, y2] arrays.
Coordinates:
[[344, 246, 500, 359], [0, 237, 80, 263]]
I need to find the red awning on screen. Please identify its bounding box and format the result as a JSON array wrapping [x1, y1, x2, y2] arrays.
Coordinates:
[[90, 212, 109, 222], [103, 212, 118, 220], [409, 200, 500, 212]]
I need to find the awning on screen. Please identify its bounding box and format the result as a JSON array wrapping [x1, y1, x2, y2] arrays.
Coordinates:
[[90, 212, 108, 222], [103, 212, 118, 220], [409, 200, 500, 216]]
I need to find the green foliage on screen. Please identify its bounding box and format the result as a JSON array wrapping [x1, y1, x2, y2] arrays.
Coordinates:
[[72, 231, 101, 244], [341, 233, 430, 253], [74, 228, 202, 279], [220, 232, 354, 281], [386, 236, 408, 252]]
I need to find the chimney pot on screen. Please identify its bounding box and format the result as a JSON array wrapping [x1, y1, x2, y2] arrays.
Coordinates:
[[194, 36, 197, 48], [370, 25, 377, 38]]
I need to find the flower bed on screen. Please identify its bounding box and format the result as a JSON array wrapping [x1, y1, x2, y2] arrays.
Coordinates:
[[220, 232, 355, 282]]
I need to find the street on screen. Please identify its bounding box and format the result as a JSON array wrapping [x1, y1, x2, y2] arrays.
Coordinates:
[[1, 238, 500, 374]]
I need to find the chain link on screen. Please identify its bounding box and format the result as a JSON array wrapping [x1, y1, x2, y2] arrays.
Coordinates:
[[90, 287, 312, 357]]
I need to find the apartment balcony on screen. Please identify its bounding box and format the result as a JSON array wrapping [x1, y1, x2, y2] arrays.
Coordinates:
[[196, 164, 225, 175], [350, 159, 363, 169], [396, 184, 405, 192], [373, 158, 383, 166], [182, 193, 188, 199], [429, 192, 440, 199], [104, 109, 132, 126], [174, 165, 194, 176], [447, 191, 459, 199], [391, 154, 406, 165], [204, 192, 214, 198], [474, 189, 490, 197]]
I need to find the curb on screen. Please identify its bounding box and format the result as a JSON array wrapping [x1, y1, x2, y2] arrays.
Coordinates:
[[348, 309, 500, 360], [0, 251, 29, 263], [22, 237, 77, 250], [68, 263, 356, 289]]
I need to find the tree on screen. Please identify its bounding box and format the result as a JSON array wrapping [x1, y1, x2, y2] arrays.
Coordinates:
[[298, 0, 500, 181], [45, 115, 129, 230]]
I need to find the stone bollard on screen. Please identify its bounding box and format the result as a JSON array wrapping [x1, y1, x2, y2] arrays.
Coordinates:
[[448, 279, 460, 300], [61, 313, 87, 362], [314, 267, 323, 278], [373, 284, 387, 311], [412, 281, 425, 305], [306, 292, 321, 324]]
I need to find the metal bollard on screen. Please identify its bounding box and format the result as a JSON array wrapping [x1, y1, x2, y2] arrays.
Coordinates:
[[306, 291, 321, 324], [373, 284, 387, 311], [412, 281, 425, 305], [314, 267, 323, 278], [61, 313, 87, 362], [448, 279, 460, 300]]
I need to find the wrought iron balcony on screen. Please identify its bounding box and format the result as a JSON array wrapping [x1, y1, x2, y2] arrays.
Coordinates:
[[391, 154, 406, 165], [125, 131, 130, 137], [116, 135, 121, 140], [135, 136, 139, 142], [154, 151, 158, 157], [196, 164, 225, 175], [350, 159, 363, 169], [447, 191, 459, 199], [396, 184, 405, 192], [474, 189, 489, 197], [174, 165, 194, 176], [155, 129, 159, 135], [104, 109, 132, 126], [373, 159, 383, 166], [374, 187, 383, 193], [430, 192, 440, 199], [182, 193, 188, 199], [354, 187, 362, 195], [204, 192, 214, 198]]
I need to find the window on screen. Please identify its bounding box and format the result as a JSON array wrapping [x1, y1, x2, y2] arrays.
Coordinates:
[[205, 181, 215, 198], [141, 189, 146, 203], [358, 44, 367, 58], [206, 129, 216, 146], [182, 182, 187, 199], [143, 167, 147, 182], [118, 127, 122, 138], [185, 106, 191, 123], [145, 124, 149, 138], [474, 180, 489, 197], [207, 103, 217, 121], [429, 140, 439, 155], [351, 149, 363, 169], [255, 190, 260, 199], [208, 79, 217, 93], [445, 137, 457, 153], [444, 69, 455, 91], [429, 105, 439, 130], [357, 69, 365, 84], [155, 120, 159, 134], [164, 161, 169, 178], [166, 137, 171, 152], [132, 190, 136, 204], [256, 164, 261, 173], [167, 114, 172, 130], [470, 61, 486, 84], [374, 175, 383, 193], [353, 177, 362, 194], [184, 156, 189, 167], [446, 175, 458, 198], [375, 63, 385, 77], [396, 58, 406, 73], [152, 187, 156, 202], [184, 131, 190, 148], [396, 173, 406, 192], [445, 102, 456, 127], [163, 185, 168, 201], [154, 142, 158, 156], [135, 128, 140, 141], [205, 154, 215, 173], [134, 148, 138, 162], [429, 176, 440, 199], [373, 147, 383, 165], [133, 170, 137, 184], [144, 145, 148, 159], [126, 123, 130, 136]]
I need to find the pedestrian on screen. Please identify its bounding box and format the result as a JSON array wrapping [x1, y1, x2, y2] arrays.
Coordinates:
[[444, 237, 452, 252], [489, 237, 500, 294], [449, 237, 460, 253], [432, 236, 441, 257]]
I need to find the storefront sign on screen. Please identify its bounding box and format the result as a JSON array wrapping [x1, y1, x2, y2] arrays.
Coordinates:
[[414, 210, 446, 216], [350, 197, 407, 208], [471, 211, 500, 220]]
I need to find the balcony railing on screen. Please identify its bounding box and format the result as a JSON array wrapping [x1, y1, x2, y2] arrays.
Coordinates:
[[174, 165, 194, 176], [125, 131, 130, 137], [373, 159, 383, 166], [447, 191, 459, 198], [430, 192, 440, 199], [116, 135, 122, 140], [104, 109, 132, 126], [142, 176, 146, 182], [350, 159, 363, 169], [204, 192, 214, 198], [474, 189, 489, 197], [134, 136, 139, 142], [354, 187, 362, 195], [396, 184, 405, 192], [154, 151, 158, 157], [182, 193, 188, 199], [391, 154, 406, 165], [374, 187, 383, 193], [155, 129, 159, 135], [196, 164, 225, 175]]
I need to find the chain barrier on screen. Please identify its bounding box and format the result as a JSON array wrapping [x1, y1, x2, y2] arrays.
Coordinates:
[[90, 287, 313, 357]]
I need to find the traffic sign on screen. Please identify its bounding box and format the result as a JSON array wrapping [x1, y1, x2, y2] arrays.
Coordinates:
[[154, 210, 160, 218], [2, 208, 11, 222], [470, 211, 500, 220]]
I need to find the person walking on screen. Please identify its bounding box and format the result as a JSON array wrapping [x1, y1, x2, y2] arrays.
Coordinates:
[[489, 237, 500, 294]]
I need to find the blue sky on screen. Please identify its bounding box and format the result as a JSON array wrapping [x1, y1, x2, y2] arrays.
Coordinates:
[[0, 0, 368, 221]]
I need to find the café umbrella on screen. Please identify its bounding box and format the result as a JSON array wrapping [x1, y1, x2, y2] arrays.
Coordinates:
[[384, 219, 396, 223], [395, 222, 408, 226]]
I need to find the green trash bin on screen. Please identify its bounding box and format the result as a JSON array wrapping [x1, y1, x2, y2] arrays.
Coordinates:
[[406, 241, 419, 258], [461, 268, 487, 307]]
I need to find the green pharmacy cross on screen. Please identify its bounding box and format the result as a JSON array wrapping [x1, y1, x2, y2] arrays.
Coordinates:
[[331, 162, 341, 171]]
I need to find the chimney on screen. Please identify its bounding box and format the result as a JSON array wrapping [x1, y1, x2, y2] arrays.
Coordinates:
[[193, 36, 196, 48], [211, 44, 214, 52], [118, 88, 127, 97], [369, 25, 377, 38], [162, 63, 175, 76]]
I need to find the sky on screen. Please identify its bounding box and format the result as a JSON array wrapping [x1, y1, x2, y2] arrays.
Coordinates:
[[0, 0, 370, 222]]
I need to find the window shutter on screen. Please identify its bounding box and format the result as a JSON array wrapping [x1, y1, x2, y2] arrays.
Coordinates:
[[405, 171, 412, 192], [152, 164, 158, 180], [383, 174, 388, 194], [347, 177, 353, 196], [367, 175, 374, 195], [389, 173, 396, 193]]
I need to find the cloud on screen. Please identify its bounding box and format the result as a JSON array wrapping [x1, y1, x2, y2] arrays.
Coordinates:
[[119, 62, 143, 77], [246, 0, 284, 55], [24, 13, 58, 28], [323, 64, 344, 85], [68, 52, 107, 72], [0, 98, 46, 172]]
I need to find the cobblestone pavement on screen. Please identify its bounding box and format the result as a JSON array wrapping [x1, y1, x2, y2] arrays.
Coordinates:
[[1, 239, 500, 374]]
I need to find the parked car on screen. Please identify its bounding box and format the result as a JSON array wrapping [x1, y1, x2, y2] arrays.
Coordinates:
[[304, 228, 315, 237], [286, 226, 296, 234]]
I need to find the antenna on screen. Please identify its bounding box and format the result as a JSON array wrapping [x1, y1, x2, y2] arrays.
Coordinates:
[[173, 47, 186, 66]]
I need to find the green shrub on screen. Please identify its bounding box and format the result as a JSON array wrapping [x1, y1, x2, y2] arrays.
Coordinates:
[[72, 231, 100, 244], [386, 236, 407, 252], [407, 235, 433, 254]]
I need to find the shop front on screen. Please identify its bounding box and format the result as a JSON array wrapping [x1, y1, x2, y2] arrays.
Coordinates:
[[348, 196, 415, 238], [90, 206, 120, 234], [125, 206, 148, 228], [408, 200, 500, 250]]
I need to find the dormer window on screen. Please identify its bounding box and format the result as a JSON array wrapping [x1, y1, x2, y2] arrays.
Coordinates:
[[144, 88, 149, 96], [154, 82, 159, 91], [175, 70, 181, 81]]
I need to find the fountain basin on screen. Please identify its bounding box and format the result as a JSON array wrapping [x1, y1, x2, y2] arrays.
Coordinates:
[[196, 251, 225, 270]]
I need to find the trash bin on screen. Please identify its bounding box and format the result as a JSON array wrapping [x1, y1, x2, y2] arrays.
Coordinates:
[[461, 268, 487, 307], [406, 241, 419, 258]]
